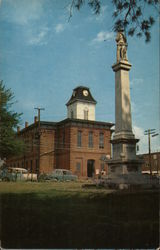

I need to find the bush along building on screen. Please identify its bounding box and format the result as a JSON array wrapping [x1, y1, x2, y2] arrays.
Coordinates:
[[7, 86, 114, 177]]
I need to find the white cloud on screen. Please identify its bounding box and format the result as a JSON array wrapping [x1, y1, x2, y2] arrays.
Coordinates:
[[91, 31, 114, 44], [55, 23, 65, 33], [133, 125, 147, 154], [27, 26, 49, 46], [130, 78, 144, 86], [2, 0, 44, 25], [133, 125, 160, 154]]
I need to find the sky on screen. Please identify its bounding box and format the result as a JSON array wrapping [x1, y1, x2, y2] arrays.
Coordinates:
[[0, 0, 159, 154]]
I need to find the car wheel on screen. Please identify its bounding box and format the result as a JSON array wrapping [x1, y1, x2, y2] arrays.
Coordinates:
[[52, 178, 57, 182], [3, 177, 10, 182]]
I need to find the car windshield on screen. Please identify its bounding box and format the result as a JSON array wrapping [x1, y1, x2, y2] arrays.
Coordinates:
[[55, 170, 61, 175], [63, 170, 72, 175], [8, 168, 28, 174], [53, 169, 72, 175]]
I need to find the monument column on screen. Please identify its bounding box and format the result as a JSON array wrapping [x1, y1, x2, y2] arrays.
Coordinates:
[[108, 30, 142, 176]]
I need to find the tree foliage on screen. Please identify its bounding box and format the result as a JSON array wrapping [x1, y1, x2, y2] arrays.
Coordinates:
[[0, 80, 25, 159], [69, 0, 159, 42]]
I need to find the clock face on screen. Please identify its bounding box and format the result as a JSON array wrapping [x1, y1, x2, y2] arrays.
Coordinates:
[[83, 90, 88, 96]]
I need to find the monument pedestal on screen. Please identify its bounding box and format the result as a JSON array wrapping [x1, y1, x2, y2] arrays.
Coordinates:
[[108, 136, 143, 177]]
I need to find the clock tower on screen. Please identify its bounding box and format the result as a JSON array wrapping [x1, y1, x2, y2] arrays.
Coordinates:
[[66, 86, 97, 121]]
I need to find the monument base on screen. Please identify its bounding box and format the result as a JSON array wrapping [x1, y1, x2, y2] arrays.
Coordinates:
[[108, 135, 144, 178], [107, 158, 143, 177], [107, 155, 148, 188]]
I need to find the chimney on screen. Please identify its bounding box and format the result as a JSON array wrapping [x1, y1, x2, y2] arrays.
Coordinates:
[[17, 126, 20, 133], [25, 122, 28, 128], [34, 116, 38, 123]]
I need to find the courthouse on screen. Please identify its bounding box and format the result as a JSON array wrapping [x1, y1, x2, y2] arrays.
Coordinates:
[[7, 86, 114, 177]]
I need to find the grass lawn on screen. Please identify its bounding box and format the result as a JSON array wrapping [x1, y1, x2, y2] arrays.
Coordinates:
[[0, 181, 159, 249]]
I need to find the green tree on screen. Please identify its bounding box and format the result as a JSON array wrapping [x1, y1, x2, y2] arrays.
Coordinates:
[[0, 80, 25, 159], [68, 0, 159, 42]]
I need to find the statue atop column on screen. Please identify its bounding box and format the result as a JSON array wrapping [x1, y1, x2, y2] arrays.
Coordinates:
[[116, 30, 128, 62], [108, 29, 144, 179]]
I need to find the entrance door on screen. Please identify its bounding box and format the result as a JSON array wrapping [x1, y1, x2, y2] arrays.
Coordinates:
[[87, 160, 95, 177]]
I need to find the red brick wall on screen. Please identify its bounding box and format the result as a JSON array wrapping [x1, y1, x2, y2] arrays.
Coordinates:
[[6, 128, 38, 173], [140, 152, 160, 174], [54, 124, 112, 177], [69, 126, 111, 177], [6, 121, 113, 177], [55, 126, 70, 169], [39, 128, 55, 173], [6, 126, 56, 174]]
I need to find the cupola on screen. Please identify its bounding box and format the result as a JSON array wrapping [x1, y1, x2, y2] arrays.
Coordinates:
[[66, 86, 97, 121]]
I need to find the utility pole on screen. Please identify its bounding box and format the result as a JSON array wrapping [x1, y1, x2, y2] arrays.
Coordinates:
[[34, 107, 45, 130], [34, 107, 45, 175], [144, 129, 159, 176]]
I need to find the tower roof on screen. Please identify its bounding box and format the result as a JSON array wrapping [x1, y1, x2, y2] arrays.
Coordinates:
[[66, 86, 97, 106]]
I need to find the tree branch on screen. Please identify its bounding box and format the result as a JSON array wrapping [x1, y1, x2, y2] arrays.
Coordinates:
[[68, 0, 75, 22]]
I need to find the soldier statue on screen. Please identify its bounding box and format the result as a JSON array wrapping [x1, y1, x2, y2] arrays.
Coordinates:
[[116, 30, 128, 62]]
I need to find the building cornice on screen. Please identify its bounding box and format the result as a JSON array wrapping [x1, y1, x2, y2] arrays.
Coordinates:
[[56, 118, 114, 129]]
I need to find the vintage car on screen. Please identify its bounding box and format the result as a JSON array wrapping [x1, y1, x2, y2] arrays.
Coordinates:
[[38, 169, 78, 181], [0, 167, 37, 181]]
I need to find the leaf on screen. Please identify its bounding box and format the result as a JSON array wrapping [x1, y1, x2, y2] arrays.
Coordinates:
[[113, 10, 119, 18], [123, 2, 129, 9], [136, 7, 142, 17], [136, 32, 143, 37], [128, 28, 135, 36], [132, 15, 137, 22], [145, 31, 151, 42], [149, 16, 155, 25], [141, 20, 150, 31]]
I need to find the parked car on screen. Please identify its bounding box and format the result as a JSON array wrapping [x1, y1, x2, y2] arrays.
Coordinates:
[[0, 167, 37, 181], [38, 169, 78, 182]]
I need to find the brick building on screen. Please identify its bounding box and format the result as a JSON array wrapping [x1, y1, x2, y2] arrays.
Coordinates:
[[139, 151, 160, 175], [7, 86, 114, 177]]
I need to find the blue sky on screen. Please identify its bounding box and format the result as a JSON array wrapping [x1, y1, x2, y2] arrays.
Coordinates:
[[0, 0, 159, 154]]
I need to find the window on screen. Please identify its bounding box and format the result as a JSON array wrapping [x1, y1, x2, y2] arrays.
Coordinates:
[[36, 159, 39, 173], [77, 131, 82, 147], [76, 162, 81, 172], [88, 131, 93, 148], [99, 132, 104, 149], [30, 160, 33, 172], [84, 109, 88, 120], [26, 161, 28, 169], [71, 110, 74, 118], [62, 130, 65, 148], [31, 135, 34, 151]]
